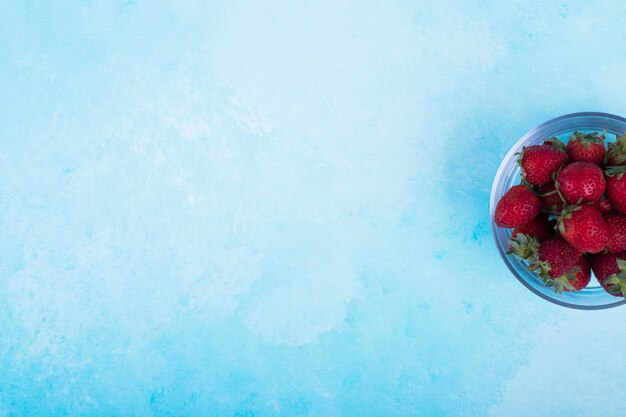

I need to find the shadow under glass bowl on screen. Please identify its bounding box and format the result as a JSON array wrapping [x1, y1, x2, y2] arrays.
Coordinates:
[[490, 112, 626, 309]]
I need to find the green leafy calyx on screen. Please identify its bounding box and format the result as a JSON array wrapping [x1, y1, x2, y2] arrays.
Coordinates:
[[604, 258, 626, 298], [608, 132, 626, 165], [556, 203, 582, 235], [543, 266, 579, 293], [527, 259, 579, 293], [571, 131, 605, 149], [544, 137, 566, 151], [605, 165, 626, 180], [507, 233, 541, 260]]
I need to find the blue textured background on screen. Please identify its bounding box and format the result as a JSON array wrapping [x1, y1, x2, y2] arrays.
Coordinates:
[[2, 1, 626, 416]]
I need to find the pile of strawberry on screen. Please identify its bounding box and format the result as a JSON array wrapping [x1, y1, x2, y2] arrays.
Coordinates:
[[495, 131, 626, 296]]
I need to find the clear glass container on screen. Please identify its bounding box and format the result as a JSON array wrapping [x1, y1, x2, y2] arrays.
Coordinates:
[[490, 112, 626, 309]]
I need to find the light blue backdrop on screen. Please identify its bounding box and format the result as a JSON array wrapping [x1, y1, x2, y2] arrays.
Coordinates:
[[1, 1, 625, 416]]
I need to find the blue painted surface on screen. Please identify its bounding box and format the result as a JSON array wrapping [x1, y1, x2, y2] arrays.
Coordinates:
[[1, 1, 625, 416]]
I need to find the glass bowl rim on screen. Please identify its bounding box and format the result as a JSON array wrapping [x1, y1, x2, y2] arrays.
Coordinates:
[[490, 111, 626, 310]]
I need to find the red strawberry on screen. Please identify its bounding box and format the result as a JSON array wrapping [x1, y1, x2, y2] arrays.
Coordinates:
[[589, 195, 613, 214], [557, 204, 608, 253], [535, 236, 580, 275], [511, 214, 555, 241], [537, 181, 565, 213], [568, 255, 591, 291], [556, 162, 606, 204], [604, 213, 626, 253], [566, 131, 605, 165], [519, 144, 568, 186], [606, 166, 626, 214], [607, 133, 626, 166], [530, 236, 590, 292], [494, 185, 541, 228], [590, 252, 626, 297]]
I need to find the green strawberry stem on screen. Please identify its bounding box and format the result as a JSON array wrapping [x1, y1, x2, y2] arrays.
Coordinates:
[[605, 165, 626, 180], [552, 165, 568, 205], [527, 258, 579, 293], [539, 188, 559, 197], [608, 132, 626, 165], [520, 178, 535, 191], [556, 203, 582, 235], [542, 192, 566, 217], [604, 258, 626, 298], [527, 259, 550, 276], [507, 234, 540, 260], [571, 131, 604, 149], [544, 267, 578, 293]]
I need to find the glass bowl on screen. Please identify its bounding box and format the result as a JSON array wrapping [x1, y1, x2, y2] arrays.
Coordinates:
[[490, 112, 626, 309]]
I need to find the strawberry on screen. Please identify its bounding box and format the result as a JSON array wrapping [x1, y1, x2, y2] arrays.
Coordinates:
[[589, 195, 613, 214], [529, 236, 590, 292], [607, 133, 626, 166], [557, 204, 608, 253], [511, 214, 555, 241], [590, 252, 626, 297], [566, 131, 605, 165], [604, 213, 626, 253], [535, 236, 580, 276], [536, 181, 565, 213], [606, 166, 626, 214], [518, 144, 568, 186], [494, 185, 541, 228], [556, 162, 606, 204], [567, 255, 591, 291]]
